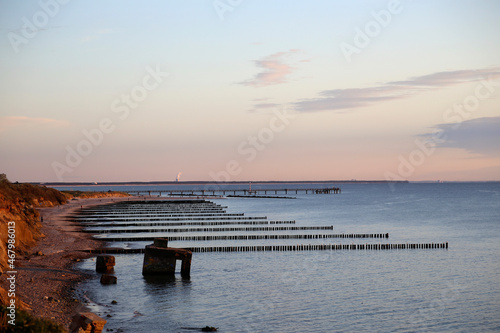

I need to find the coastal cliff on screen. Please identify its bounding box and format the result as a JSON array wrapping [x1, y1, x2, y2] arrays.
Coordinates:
[[0, 174, 69, 276], [0, 174, 129, 309]]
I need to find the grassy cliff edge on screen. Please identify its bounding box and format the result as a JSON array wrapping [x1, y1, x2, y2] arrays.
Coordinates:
[[0, 174, 129, 309]]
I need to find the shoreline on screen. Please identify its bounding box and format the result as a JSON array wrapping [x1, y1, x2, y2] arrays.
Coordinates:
[[16, 195, 215, 330], [16, 196, 136, 330]]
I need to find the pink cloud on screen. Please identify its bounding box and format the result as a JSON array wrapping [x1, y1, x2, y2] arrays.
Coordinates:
[[239, 49, 306, 88], [0, 116, 70, 133]]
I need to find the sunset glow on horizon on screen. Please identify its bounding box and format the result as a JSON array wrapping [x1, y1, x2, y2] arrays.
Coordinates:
[[1, 0, 499, 182]]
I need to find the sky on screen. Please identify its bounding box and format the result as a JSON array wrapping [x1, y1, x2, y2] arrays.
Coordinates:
[[1, 0, 499, 182]]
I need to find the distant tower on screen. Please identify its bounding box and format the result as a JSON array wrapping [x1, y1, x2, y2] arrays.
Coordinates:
[[249, 182, 252, 193]]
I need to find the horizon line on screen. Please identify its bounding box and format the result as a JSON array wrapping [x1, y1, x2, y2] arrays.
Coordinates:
[[26, 179, 500, 186]]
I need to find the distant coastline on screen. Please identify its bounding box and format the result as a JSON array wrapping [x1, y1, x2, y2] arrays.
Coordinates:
[[35, 180, 409, 187]]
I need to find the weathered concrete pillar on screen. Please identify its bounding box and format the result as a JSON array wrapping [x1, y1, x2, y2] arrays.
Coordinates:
[[142, 238, 192, 278], [181, 255, 192, 275], [96, 255, 115, 273], [153, 238, 169, 248]]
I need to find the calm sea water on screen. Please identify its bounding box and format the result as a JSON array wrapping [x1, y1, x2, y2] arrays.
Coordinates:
[[64, 182, 500, 332]]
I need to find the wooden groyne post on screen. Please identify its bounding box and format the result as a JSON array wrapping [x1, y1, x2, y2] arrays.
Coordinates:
[[142, 238, 192, 278], [85, 241, 448, 254]]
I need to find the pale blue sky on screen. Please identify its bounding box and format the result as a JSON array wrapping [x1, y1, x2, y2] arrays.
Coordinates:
[[1, 0, 499, 182]]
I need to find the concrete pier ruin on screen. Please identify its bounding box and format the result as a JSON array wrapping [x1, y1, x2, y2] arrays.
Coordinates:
[[142, 238, 192, 278]]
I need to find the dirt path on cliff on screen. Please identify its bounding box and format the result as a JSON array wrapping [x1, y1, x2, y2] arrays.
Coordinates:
[[15, 196, 139, 330]]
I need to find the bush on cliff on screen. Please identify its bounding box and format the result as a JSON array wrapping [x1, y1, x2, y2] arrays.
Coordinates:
[[62, 190, 129, 198], [0, 175, 70, 273], [0, 305, 65, 333]]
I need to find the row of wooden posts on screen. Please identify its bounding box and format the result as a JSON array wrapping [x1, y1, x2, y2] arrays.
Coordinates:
[[157, 233, 390, 241], [77, 212, 245, 218], [93, 232, 389, 240], [89, 226, 335, 236], [81, 200, 448, 281], [187, 242, 449, 252], [80, 208, 227, 214], [91, 233, 391, 242], [78, 216, 268, 222], [81, 220, 296, 228], [86, 241, 449, 255], [79, 201, 226, 213]]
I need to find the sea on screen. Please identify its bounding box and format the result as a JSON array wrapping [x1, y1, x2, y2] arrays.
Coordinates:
[[53, 182, 500, 333]]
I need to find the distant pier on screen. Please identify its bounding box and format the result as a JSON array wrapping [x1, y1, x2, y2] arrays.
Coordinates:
[[125, 187, 341, 197]]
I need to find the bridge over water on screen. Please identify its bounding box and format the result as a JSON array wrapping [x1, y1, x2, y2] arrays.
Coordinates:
[[126, 186, 341, 197]]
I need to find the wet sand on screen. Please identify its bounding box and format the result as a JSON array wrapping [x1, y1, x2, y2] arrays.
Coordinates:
[[15, 196, 137, 330], [14, 195, 219, 330]]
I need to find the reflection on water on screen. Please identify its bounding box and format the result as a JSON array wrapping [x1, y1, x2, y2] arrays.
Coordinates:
[[74, 182, 500, 333], [142, 274, 183, 286]]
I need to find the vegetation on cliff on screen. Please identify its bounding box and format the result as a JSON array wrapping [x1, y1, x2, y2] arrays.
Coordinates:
[[0, 306, 65, 333], [0, 174, 129, 302], [0, 174, 130, 331], [62, 190, 129, 199], [0, 174, 130, 273], [0, 174, 69, 274]]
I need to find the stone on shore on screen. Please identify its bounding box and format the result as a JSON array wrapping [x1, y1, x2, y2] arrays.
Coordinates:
[[69, 312, 107, 333], [96, 255, 115, 273], [100, 274, 117, 285]]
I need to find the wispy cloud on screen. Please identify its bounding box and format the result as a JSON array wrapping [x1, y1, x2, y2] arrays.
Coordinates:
[[294, 85, 417, 113], [81, 35, 99, 43], [253, 103, 280, 109], [247, 97, 281, 112], [431, 117, 500, 157], [0, 116, 70, 133], [388, 68, 500, 87], [81, 28, 118, 43], [248, 102, 281, 113], [239, 49, 307, 88], [8, 25, 62, 34], [294, 67, 500, 113]]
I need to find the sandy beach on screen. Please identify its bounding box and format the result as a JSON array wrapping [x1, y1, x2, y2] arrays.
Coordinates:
[[15, 195, 216, 330], [15, 196, 138, 330]]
